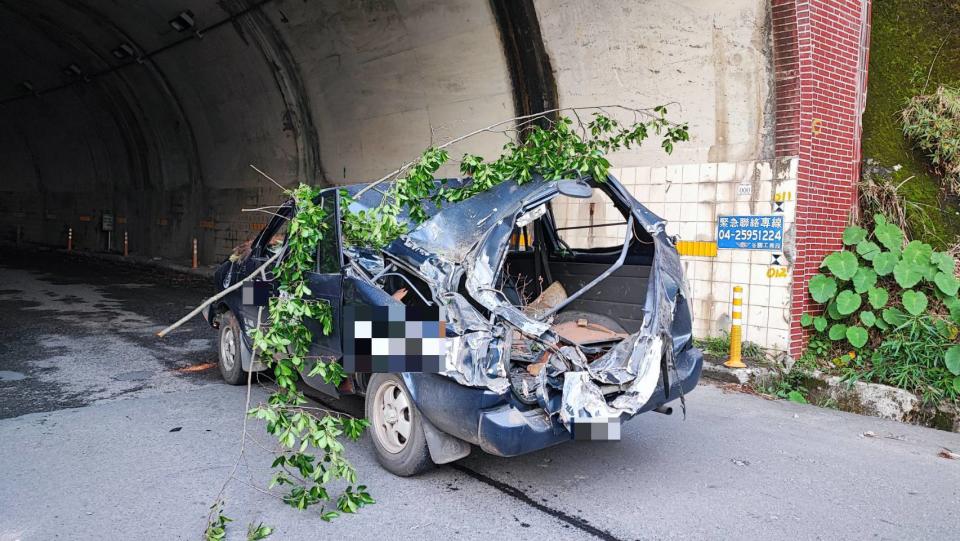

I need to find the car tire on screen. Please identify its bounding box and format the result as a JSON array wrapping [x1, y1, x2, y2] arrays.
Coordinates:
[[217, 310, 246, 385], [365, 374, 434, 477], [553, 309, 628, 334]]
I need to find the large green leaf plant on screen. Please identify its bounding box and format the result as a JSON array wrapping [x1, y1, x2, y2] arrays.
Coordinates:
[[801, 215, 960, 395]]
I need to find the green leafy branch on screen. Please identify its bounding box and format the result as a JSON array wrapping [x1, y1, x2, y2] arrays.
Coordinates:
[[246, 183, 372, 519], [207, 184, 373, 538], [342, 105, 689, 248]]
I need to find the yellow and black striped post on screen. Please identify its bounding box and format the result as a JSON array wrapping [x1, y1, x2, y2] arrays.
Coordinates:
[[724, 285, 746, 368]]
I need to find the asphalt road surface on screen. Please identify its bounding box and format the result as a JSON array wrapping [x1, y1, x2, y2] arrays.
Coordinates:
[[2, 249, 959, 540]]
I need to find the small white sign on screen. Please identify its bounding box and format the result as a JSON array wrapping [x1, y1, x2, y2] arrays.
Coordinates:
[[736, 183, 753, 197]]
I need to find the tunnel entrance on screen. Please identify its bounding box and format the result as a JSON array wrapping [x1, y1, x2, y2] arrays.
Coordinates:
[[0, 0, 555, 263]]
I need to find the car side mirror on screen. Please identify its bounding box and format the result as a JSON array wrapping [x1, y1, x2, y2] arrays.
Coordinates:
[[557, 179, 592, 199]]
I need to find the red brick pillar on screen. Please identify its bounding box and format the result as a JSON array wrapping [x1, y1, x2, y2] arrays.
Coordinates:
[[788, 0, 872, 358]]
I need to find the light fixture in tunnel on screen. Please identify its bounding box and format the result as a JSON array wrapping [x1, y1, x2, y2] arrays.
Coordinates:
[[61, 63, 91, 83], [169, 10, 196, 32], [111, 43, 136, 60], [62, 64, 83, 77]]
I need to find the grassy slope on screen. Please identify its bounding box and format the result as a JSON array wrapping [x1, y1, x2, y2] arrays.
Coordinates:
[[861, 0, 960, 246]]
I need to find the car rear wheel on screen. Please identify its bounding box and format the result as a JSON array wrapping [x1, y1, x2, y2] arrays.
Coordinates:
[[218, 311, 246, 385], [365, 374, 433, 477]]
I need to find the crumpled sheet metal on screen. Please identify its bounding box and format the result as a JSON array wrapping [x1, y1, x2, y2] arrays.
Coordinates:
[[379, 176, 687, 432]]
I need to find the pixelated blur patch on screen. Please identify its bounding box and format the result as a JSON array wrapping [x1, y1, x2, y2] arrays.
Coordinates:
[[572, 417, 621, 441], [343, 305, 446, 373], [242, 280, 271, 306]]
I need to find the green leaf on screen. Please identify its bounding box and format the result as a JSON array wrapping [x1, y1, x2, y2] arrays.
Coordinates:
[[934, 272, 960, 296], [935, 319, 952, 339], [901, 240, 933, 267], [247, 523, 274, 541], [800, 313, 814, 327], [931, 251, 956, 274], [845, 326, 868, 348], [893, 259, 923, 288], [852, 267, 877, 293], [867, 287, 889, 309], [901, 290, 927, 316], [945, 296, 960, 324], [855, 240, 881, 261], [842, 225, 867, 245], [822, 251, 859, 280], [882, 307, 908, 326], [808, 274, 838, 303], [787, 390, 807, 404], [828, 323, 848, 341], [874, 221, 903, 251], [835, 290, 862, 315], [859, 311, 876, 327], [827, 299, 843, 320], [954, 376, 960, 394], [813, 316, 828, 332], [872, 252, 898, 276], [946, 346, 960, 376], [874, 317, 889, 331]]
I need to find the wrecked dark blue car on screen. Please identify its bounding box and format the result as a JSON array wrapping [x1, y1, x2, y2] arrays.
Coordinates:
[[205, 175, 702, 476]]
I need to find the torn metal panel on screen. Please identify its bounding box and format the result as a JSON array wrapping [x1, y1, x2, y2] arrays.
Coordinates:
[[374, 175, 690, 433]]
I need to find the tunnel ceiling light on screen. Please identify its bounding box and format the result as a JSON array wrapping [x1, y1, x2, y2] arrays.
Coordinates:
[[112, 43, 136, 59], [62, 64, 83, 77], [169, 10, 195, 32], [21, 81, 34, 92]]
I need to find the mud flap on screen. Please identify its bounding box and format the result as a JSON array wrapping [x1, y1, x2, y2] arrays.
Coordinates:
[[420, 414, 472, 464], [238, 336, 267, 372]]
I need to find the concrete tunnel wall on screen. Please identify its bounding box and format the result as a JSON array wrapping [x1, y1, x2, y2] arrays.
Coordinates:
[[0, 0, 774, 264]]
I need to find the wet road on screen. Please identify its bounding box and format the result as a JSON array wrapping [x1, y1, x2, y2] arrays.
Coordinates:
[[1, 250, 960, 540]]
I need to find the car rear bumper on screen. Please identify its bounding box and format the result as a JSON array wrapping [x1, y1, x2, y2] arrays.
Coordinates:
[[403, 345, 702, 457]]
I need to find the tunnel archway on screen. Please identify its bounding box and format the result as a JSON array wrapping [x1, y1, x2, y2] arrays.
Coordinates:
[[0, 0, 555, 261]]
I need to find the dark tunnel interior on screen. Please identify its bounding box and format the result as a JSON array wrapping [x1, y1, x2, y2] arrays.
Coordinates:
[[0, 0, 555, 263]]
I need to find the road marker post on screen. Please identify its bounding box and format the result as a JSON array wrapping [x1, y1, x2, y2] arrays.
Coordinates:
[[192, 238, 198, 269], [724, 285, 746, 368], [67, 227, 73, 252], [123, 231, 129, 257]]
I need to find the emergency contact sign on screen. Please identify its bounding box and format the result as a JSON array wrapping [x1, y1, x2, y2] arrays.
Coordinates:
[[717, 215, 783, 250]]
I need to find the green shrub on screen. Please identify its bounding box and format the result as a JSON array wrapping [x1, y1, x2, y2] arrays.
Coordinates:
[[902, 85, 960, 193], [801, 215, 960, 403]]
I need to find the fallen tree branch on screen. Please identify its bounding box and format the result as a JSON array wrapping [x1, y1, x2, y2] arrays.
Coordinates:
[[353, 103, 680, 199], [156, 250, 282, 338]]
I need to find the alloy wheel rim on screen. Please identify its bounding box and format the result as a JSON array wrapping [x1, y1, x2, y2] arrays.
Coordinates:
[[373, 381, 412, 454], [221, 326, 237, 371]]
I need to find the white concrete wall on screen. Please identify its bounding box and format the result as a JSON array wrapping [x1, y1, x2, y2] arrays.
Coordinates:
[[271, 0, 515, 183], [554, 158, 798, 352], [534, 0, 775, 165], [539, 0, 791, 351]]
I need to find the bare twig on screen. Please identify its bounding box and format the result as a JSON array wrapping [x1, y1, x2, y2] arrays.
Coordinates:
[[353, 104, 674, 199], [241, 208, 289, 220], [205, 305, 264, 526], [249, 164, 288, 192], [922, 37, 949, 94]]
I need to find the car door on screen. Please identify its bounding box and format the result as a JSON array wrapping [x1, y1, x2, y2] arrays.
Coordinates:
[[298, 191, 344, 395], [235, 204, 293, 347]]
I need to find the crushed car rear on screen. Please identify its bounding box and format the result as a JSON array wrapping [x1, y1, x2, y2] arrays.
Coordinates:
[[343, 175, 702, 457]]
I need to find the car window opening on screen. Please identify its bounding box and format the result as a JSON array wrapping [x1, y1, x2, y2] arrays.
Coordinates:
[[498, 185, 655, 399]]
